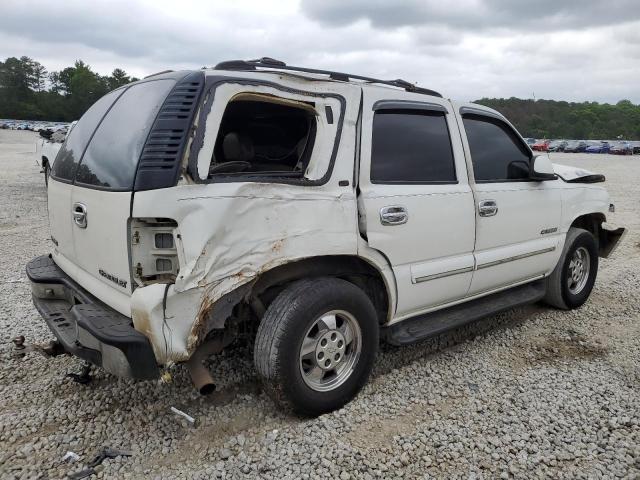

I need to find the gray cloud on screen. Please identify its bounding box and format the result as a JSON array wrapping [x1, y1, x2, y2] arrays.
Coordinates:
[[300, 0, 640, 30], [0, 0, 639, 104]]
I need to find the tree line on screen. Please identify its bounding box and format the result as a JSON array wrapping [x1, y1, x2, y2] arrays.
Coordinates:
[[475, 97, 640, 140], [0, 56, 138, 122], [2, 56, 639, 139]]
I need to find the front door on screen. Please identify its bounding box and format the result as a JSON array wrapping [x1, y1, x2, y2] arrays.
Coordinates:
[[456, 106, 562, 295], [359, 92, 476, 319]]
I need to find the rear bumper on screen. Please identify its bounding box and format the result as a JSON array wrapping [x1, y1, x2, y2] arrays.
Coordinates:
[[26, 255, 159, 380]]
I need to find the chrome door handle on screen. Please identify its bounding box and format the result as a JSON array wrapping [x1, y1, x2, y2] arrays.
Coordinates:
[[478, 199, 498, 217], [380, 205, 408, 226], [72, 202, 87, 228]]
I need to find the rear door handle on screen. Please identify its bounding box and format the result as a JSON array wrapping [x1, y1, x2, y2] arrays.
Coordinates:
[[478, 199, 498, 217], [72, 202, 87, 228], [380, 205, 408, 226]]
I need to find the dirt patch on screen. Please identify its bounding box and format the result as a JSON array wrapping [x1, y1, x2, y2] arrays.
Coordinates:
[[344, 398, 458, 451], [530, 332, 609, 364]]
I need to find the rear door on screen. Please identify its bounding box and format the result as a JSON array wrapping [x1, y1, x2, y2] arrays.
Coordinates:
[[48, 89, 124, 269], [70, 80, 175, 300], [48, 79, 176, 313], [359, 91, 476, 319]]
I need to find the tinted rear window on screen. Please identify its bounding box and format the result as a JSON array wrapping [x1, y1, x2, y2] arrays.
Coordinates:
[[371, 110, 456, 183], [75, 79, 175, 190], [50, 89, 122, 181]]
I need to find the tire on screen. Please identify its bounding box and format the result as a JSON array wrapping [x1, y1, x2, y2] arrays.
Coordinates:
[[43, 161, 49, 187], [254, 277, 379, 416], [543, 227, 599, 310]]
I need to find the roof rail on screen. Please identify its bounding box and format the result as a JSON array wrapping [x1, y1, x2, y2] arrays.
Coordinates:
[[143, 69, 174, 79], [214, 57, 442, 98]]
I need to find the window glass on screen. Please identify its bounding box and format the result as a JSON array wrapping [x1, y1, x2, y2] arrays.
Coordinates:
[[371, 110, 456, 183], [75, 79, 175, 189], [50, 89, 121, 181], [463, 115, 531, 182]]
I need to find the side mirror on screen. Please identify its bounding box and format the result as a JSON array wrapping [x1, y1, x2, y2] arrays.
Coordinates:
[[530, 155, 557, 181]]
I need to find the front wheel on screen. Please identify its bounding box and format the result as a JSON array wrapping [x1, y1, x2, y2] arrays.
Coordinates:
[[43, 161, 49, 187], [543, 227, 598, 310], [254, 278, 379, 416]]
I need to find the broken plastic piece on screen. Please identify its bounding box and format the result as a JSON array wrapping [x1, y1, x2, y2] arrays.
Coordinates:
[[62, 451, 80, 462], [171, 406, 196, 424], [66, 363, 93, 384]]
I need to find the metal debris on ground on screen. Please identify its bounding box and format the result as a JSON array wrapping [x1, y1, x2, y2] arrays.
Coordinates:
[[67, 447, 132, 479], [170, 406, 196, 425]]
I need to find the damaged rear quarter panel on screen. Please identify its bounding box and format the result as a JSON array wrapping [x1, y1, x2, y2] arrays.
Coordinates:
[[130, 75, 361, 364], [131, 182, 358, 363]]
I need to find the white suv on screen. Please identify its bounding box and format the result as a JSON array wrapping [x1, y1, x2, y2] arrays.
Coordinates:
[[27, 58, 625, 416]]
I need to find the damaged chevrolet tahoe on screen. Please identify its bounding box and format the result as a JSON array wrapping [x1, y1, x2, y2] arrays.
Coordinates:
[[27, 58, 625, 416]]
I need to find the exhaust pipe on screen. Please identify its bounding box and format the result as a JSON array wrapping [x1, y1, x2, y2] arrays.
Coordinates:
[[186, 335, 226, 395]]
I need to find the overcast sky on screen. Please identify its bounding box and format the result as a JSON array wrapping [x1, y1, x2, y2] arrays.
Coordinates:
[[2, 0, 639, 103]]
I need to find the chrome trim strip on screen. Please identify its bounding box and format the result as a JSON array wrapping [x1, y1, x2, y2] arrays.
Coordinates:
[[414, 266, 474, 284], [476, 246, 556, 270]]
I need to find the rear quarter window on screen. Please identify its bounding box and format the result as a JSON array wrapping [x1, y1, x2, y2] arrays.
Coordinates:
[[75, 79, 175, 190], [50, 89, 122, 182]]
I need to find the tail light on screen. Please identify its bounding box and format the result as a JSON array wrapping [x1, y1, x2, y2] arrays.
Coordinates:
[[130, 218, 179, 286]]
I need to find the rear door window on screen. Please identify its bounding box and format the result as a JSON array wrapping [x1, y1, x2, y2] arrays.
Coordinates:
[[50, 89, 122, 182], [371, 110, 456, 184], [75, 79, 175, 190]]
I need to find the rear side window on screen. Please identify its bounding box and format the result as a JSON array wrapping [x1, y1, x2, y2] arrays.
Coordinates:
[[51, 90, 122, 182], [75, 79, 175, 189], [371, 110, 456, 184], [463, 115, 531, 182]]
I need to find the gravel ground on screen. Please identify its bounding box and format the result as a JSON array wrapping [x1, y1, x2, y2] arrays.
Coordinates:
[[0, 129, 638, 479]]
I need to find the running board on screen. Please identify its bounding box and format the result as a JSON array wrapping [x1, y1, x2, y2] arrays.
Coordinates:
[[383, 280, 546, 346]]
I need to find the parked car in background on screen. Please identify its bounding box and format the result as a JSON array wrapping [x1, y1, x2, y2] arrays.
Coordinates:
[[585, 141, 611, 154], [609, 142, 633, 155], [37, 122, 75, 187], [532, 139, 550, 151], [548, 140, 568, 152], [524, 137, 536, 146], [564, 140, 588, 153], [631, 142, 640, 155]]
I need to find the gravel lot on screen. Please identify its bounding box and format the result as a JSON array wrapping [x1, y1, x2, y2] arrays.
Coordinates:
[[0, 129, 638, 479]]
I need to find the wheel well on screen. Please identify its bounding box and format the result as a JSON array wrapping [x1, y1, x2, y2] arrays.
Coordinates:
[[570, 213, 605, 237], [570, 213, 608, 253], [251, 256, 390, 325], [198, 256, 392, 346]]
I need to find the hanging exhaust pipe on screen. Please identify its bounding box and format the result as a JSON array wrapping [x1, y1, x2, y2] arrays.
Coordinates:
[[186, 334, 232, 395]]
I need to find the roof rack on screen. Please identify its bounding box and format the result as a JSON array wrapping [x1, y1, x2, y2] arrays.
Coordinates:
[[214, 57, 442, 98]]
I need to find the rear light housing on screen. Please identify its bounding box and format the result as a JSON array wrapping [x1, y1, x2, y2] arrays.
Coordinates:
[[130, 218, 179, 286]]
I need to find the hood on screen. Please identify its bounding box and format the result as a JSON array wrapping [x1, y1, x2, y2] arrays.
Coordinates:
[[552, 163, 605, 183]]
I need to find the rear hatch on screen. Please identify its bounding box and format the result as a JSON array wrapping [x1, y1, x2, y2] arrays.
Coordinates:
[[47, 77, 180, 315]]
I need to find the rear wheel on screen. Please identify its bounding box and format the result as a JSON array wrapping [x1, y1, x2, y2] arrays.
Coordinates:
[[544, 227, 598, 309], [254, 278, 378, 416]]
